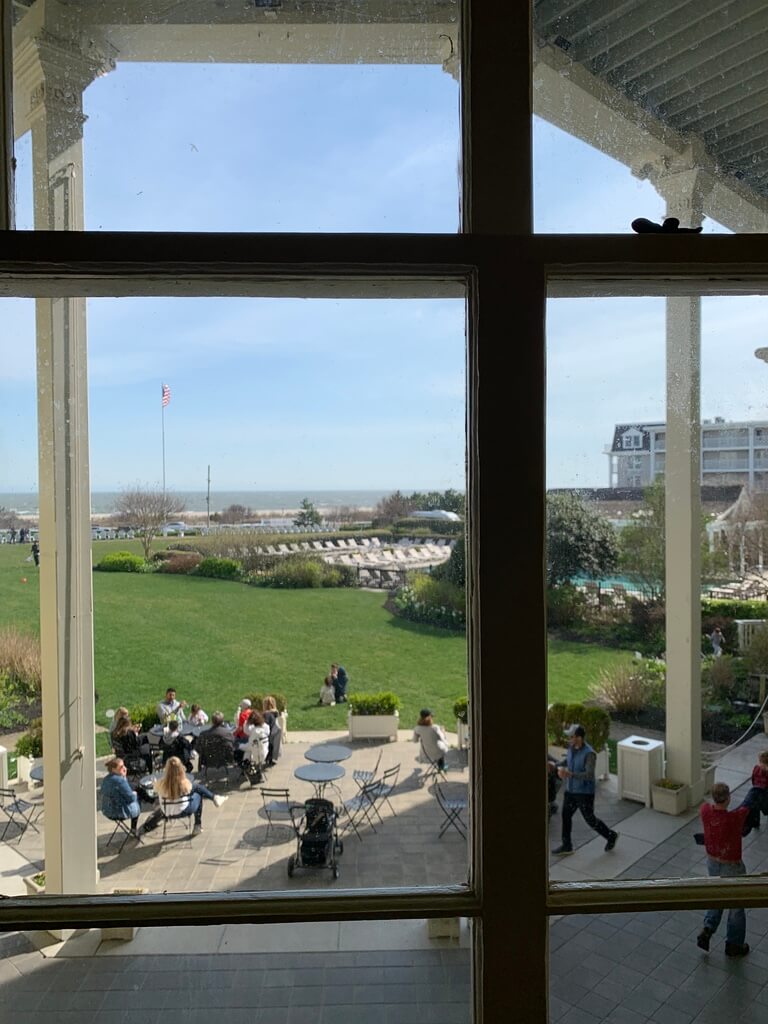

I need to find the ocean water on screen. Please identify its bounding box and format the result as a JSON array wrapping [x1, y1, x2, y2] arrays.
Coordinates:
[[0, 490, 391, 516]]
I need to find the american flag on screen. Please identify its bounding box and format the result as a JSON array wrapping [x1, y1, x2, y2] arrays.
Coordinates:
[[161, 383, 171, 408]]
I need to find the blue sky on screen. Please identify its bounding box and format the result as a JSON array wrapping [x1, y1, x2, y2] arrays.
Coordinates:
[[2, 60, 766, 494]]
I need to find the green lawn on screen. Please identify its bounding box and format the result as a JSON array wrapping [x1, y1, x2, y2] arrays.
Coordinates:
[[0, 539, 631, 733], [547, 637, 632, 704]]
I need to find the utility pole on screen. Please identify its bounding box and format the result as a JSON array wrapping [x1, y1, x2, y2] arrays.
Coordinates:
[[206, 464, 211, 530]]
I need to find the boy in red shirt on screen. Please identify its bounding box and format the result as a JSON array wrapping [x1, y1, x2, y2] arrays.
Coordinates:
[[739, 751, 768, 835], [697, 782, 750, 958]]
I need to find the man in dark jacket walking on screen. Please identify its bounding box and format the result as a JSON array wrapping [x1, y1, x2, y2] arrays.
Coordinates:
[[552, 725, 618, 856]]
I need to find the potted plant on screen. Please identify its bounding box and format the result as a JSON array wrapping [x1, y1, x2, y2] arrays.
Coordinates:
[[347, 692, 401, 741], [15, 719, 42, 785], [23, 870, 45, 895], [453, 696, 469, 749], [651, 778, 689, 815]]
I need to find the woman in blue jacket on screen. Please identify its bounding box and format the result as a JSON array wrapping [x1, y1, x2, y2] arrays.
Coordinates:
[[101, 756, 142, 834]]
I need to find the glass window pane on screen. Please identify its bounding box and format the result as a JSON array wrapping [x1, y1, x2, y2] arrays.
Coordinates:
[[534, 2, 768, 234], [547, 287, 768, 883], [12, 1, 461, 233], [550, 909, 767, 1024], [0, 292, 469, 897], [1, 919, 472, 1022]]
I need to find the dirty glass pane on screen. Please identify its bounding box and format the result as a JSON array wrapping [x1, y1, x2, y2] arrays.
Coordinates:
[[0, 292, 469, 897], [533, 1, 768, 234], [11, 0, 461, 232], [546, 289, 768, 883], [0, 918, 472, 1022], [550, 909, 768, 1024]]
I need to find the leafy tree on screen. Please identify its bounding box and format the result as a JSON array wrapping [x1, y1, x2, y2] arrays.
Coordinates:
[[374, 490, 416, 523], [546, 493, 618, 587], [0, 506, 19, 529], [294, 497, 322, 528], [114, 485, 185, 560], [619, 480, 725, 599], [219, 503, 252, 524]]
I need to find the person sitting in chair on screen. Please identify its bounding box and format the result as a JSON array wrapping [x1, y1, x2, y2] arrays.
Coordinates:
[[112, 712, 152, 773], [161, 719, 194, 771], [101, 756, 142, 837], [261, 695, 282, 766], [140, 756, 227, 836], [157, 687, 186, 725], [413, 708, 449, 771]]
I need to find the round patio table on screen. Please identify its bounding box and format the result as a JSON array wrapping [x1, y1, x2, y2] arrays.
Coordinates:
[[29, 763, 44, 783], [294, 762, 345, 800], [304, 744, 352, 764], [180, 723, 201, 738]]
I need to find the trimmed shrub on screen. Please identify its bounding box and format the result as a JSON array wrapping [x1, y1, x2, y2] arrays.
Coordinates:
[[394, 575, 466, 631], [16, 718, 43, 759], [547, 584, 588, 628], [702, 654, 738, 700], [157, 552, 202, 574], [453, 696, 468, 723], [391, 517, 463, 536], [195, 556, 242, 580], [250, 555, 356, 589], [96, 551, 145, 573], [0, 672, 27, 729], [129, 701, 160, 732], [745, 626, 768, 676], [432, 535, 465, 589], [547, 702, 610, 752], [701, 598, 768, 621], [347, 692, 401, 715]]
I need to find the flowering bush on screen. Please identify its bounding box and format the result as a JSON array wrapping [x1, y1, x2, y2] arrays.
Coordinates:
[[394, 576, 466, 631]]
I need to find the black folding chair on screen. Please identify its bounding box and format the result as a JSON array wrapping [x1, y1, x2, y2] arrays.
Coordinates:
[[104, 815, 143, 853], [161, 797, 194, 841], [434, 782, 467, 839], [0, 788, 41, 842], [197, 734, 237, 785], [260, 788, 301, 841], [371, 763, 400, 820]]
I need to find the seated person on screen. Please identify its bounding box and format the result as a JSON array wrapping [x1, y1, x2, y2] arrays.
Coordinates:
[[413, 708, 449, 770], [741, 751, 768, 834], [101, 756, 142, 836], [233, 698, 252, 742], [161, 719, 194, 771], [243, 710, 269, 765], [196, 711, 235, 766], [112, 713, 153, 773], [188, 703, 209, 727], [157, 687, 187, 725], [140, 756, 227, 836], [262, 695, 282, 766], [319, 676, 336, 706], [331, 663, 349, 703], [109, 706, 130, 736]]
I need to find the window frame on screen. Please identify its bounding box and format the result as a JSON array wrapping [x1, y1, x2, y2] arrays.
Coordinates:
[[4, 2, 768, 1021]]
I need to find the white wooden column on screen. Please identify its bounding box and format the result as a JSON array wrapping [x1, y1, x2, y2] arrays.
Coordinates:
[[653, 163, 712, 803], [25, 36, 101, 894]]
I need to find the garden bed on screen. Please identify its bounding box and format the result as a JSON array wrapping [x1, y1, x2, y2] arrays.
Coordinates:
[[610, 705, 763, 745]]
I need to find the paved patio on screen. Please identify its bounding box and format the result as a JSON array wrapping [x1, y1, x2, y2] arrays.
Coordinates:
[[3, 734, 768, 1023]]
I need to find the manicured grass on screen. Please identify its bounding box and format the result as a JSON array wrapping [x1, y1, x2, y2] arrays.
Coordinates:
[[547, 637, 633, 704], [0, 540, 632, 735], [0, 541, 467, 731]]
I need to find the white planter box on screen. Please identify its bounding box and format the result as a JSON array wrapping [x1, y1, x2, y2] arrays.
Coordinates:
[[456, 720, 470, 750], [278, 711, 288, 740], [348, 711, 399, 741], [651, 783, 689, 815], [595, 748, 609, 781], [23, 874, 44, 896], [16, 755, 36, 785]]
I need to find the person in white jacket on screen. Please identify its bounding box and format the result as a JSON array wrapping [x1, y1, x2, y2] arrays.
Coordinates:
[[413, 708, 449, 770]]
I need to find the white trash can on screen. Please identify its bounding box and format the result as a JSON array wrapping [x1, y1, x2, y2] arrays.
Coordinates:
[[617, 735, 665, 807]]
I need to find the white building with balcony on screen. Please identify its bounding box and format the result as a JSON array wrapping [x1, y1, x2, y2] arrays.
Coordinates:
[[606, 419, 768, 490]]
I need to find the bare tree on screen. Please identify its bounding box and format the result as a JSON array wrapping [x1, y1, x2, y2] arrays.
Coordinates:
[[219, 503, 252, 525], [114, 485, 185, 560]]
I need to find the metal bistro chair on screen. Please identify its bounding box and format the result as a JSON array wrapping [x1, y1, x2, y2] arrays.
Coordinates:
[[104, 814, 143, 853], [260, 788, 301, 842], [160, 797, 194, 842], [434, 782, 467, 839], [341, 780, 382, 842], [418, 738, 447, 787], [371, 763, 400, 821], [197, 734, 237, 786], [352, 750, 382, 793], [0, 788, 42, 843]]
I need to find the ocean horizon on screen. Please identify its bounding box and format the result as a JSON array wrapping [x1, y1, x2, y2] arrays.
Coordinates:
[[0, 489, 398, 516]]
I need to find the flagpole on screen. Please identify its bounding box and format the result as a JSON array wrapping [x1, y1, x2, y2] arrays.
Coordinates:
[[161, 385, 166, 496]]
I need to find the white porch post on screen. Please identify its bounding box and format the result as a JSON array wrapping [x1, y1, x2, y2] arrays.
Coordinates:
[[21, 34, 107, 894], [648, 157, 712, 803]]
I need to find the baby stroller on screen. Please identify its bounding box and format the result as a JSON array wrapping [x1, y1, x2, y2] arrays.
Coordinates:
[[287, 798, 343, 880]]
